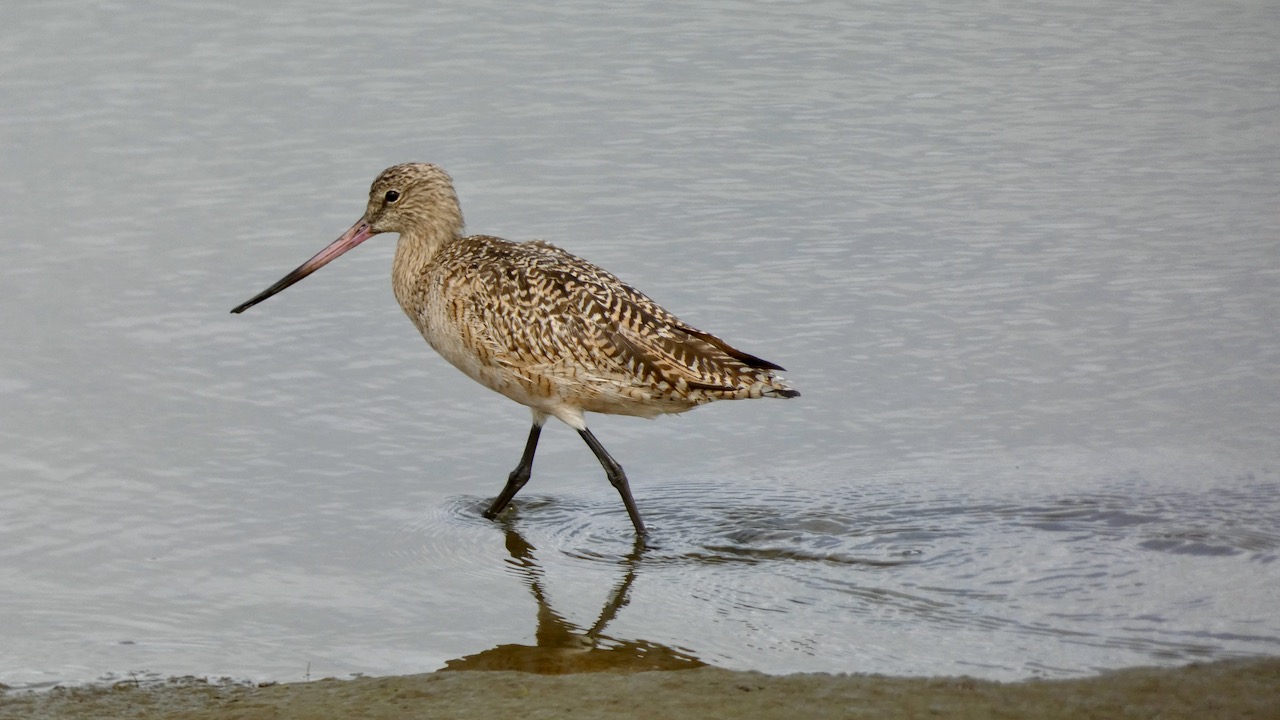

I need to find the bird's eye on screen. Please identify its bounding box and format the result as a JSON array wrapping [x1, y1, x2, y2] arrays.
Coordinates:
[[384, 190, 401, 204]]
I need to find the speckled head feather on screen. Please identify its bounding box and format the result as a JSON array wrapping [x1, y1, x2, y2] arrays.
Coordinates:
[[365, 163, 465, 243]]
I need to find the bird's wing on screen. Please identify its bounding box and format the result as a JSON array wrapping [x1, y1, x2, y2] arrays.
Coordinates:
[[459, 241, 771, 397]]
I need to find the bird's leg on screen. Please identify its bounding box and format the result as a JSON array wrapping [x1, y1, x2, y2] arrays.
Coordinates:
[[577, 428, 648, 536], [484, 423, 543, 519]]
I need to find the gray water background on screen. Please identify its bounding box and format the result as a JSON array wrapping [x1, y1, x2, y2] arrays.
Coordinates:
[[1, 0, 1278, 687]]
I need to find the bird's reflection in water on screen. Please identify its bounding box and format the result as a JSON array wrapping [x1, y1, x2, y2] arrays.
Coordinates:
[[441, 524, 706, 674]]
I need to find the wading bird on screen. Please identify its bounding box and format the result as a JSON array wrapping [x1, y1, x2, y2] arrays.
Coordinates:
[[232, 164, 798, 535]]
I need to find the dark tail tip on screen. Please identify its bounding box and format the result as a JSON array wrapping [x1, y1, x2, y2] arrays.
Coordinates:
[[763, 383, 800, 399]]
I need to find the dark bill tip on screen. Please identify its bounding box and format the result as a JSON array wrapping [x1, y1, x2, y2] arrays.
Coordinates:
[[230, 219, 375, 315]]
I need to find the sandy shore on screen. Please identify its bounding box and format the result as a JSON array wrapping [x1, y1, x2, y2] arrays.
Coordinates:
[[2, 657, 1277, 720]]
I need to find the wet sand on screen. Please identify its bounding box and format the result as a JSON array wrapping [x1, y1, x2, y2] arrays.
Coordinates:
[[3, 658, 1277, 720]]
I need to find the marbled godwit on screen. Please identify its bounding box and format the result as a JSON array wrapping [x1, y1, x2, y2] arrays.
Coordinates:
[[232, 163, 798, 535]]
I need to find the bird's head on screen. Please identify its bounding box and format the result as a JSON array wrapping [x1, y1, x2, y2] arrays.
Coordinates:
[[230, 163, 463, 314]]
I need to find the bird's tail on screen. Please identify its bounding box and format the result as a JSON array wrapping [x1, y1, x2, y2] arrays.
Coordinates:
[[762, 376, 800, 399], [679, 329, 799, 400]]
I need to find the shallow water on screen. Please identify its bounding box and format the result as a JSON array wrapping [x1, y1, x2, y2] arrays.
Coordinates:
[[2, 0, 1279, 688]]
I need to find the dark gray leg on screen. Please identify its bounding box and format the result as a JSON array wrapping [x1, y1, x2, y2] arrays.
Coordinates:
[[578, 428, 647, 536], [484, 423, 542, 519]]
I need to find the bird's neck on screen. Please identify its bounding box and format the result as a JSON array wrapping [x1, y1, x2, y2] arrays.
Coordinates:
[[391, 220, 462, 308]]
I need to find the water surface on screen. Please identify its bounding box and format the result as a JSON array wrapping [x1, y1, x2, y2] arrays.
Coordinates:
[[1, 0, 1278, 687]]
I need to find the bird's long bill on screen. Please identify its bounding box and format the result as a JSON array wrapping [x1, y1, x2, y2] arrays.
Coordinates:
[[231, 219, 376, 314]]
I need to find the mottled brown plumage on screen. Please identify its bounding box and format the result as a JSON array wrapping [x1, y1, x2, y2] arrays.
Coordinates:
[[233, 163, 798, 536]]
